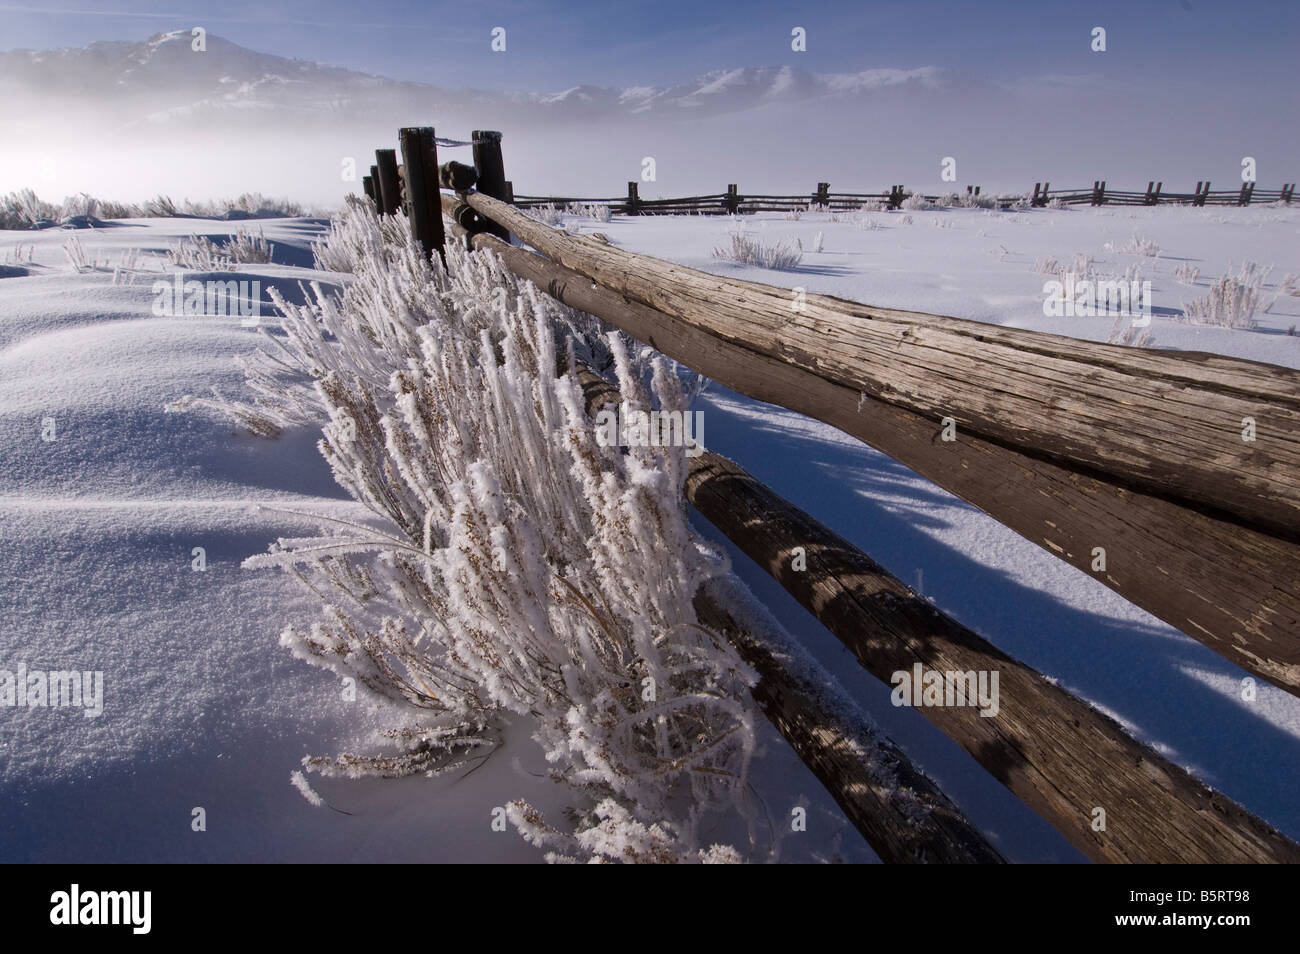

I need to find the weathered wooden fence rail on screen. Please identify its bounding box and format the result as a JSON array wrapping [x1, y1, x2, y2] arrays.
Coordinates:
[[359, 126, 1300, 863]]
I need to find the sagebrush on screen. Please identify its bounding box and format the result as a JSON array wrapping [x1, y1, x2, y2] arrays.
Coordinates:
[[175, 196, 760, 862]]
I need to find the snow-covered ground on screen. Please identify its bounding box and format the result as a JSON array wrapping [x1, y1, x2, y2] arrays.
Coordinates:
[[2, 204, 1297, 862], [0, 217, 869, 863]]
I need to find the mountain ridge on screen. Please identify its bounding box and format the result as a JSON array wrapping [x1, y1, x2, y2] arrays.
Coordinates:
[[0, 30, 951, 126]]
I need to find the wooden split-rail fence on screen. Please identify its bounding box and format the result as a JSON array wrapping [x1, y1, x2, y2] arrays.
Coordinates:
[[366, 171, 1296, 215], [357, 126, 1300, 864]]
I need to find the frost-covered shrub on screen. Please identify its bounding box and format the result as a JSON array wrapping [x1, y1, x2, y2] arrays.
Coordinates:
[[1182, 261, 1271, 328], [3, 243, 34, 265], [167, 229, 274, 269], [1172, 262, 1200, 285], [524, 203, 566, 227], [937, 191, 994, 209], [311, 195, 411, 272], [783, 208, 803, 221], [143, 194, 178, 217], [167, 235, 228, 269], [1108, 315, 1156, 348], [1, 188, 58, 228], [200, 199, 758, 862], [712, 233, 802, 270], [59, 192, 100, 220], [225, 229, 274, 264], [573, 202, 613, 223], [1264, 273, 1299, 314], [62, 235, 96, 272], [183, 193, 303, 218], [1105, 235, 1161, 257], [900, 192, 934, 211], [1037, 253, 1096, 281], [3, 189, 306, 226]]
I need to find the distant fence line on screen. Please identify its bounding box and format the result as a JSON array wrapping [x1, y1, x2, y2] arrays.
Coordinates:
[[494, 179, 1296, 215]]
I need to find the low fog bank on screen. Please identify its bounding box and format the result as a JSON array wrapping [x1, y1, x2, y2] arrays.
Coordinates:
[[2, 79, 1294, 208]]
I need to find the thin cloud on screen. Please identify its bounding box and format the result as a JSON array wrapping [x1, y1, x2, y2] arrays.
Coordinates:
[[0, 5, 433, 30]]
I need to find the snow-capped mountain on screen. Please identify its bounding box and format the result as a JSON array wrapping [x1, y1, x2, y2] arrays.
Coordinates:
[[0, 30, 949, 127]]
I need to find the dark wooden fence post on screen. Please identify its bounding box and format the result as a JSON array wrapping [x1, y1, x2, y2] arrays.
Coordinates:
[[504, 180, 515, 204], [626, 181, 640, 215], [398, 126, 446, 266], [1284, 183, 1295, 204], [362, 176, 375, 202], [471, 130, 511, 242], [815, 182, 830, 207], [375, 149, 400, 216], [1194, 180, 1210, 207], [1240, 181, 1255, 206], [725, 183, 739, 214]]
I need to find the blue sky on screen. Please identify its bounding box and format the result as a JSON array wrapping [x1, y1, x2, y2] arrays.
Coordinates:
[[1, 0, 1296, 91]]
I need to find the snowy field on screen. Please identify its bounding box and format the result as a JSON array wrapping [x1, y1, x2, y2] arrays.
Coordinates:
[[1, 203, 1298, 862]]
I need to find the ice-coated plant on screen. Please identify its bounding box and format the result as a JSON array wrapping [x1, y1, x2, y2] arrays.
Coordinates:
[[568, 202, 613, 223], [1037, 253, 1097, 281], [62, 235, 93, 272], [166, 229, 273, 269], [2, 189, 307, 228], [711, 232, 803, 270], [1263, 272, 1298, 314], [1107, 314, 1156, 348], [1104, 234, 1161, 257], [1, 188, 57, 228], [523, 203, 567, 227], [1182, 261, 1271, 328], [188, 196, 758, 862]]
